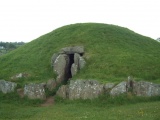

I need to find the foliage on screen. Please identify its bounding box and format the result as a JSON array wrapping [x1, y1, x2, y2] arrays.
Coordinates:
[[0, 41, 25, 56]]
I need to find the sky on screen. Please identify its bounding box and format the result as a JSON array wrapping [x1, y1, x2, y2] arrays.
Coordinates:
[[0, 0, 160, 42]]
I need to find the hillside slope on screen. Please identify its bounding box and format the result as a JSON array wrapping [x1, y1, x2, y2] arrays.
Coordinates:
[[0, 23, 160, 84]]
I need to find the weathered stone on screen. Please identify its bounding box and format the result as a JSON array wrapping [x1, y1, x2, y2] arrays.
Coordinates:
[[60, 46, 84, 54], [68, 80, 104, 100], [53, 54, 69, 75], [126, 76, 135, 92], [74, 53, 80, 68], [110, 81, 127, 96], [79, 57, 86, 69], [40, 82, 47, 87], [0, 80, 17, 94], [11, 73, 30, 80], [51, 53, 59, 67], [46, 79, 57, 91], [24, 83, 46, 100], [56, 85, 69, 99], [133, 81, 160, 96], [71, 63, 78, 76], [104, 83, 115, 93], [53, 54, 70, 83]]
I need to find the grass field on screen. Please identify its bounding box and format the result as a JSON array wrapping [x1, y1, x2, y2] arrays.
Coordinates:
[[0, 95, 160, 120], [0, 92, 160, 120]]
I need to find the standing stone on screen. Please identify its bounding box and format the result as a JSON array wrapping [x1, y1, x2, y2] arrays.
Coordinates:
[[46, 79, 57, 91], [79, 57, 86, 69], [51, 53, 59, 67], [110, 81, 127, 96], [0, 80, 17, 94], [56, 85, 69, 99], [53, 54, 70, 83], [71, 63, 78, 76], [74, 53, 80, 68], [68, 80, 104, 100], [133, 81, 160, 96], [60, 46, 84, 54], [24, 83, 46, 100]]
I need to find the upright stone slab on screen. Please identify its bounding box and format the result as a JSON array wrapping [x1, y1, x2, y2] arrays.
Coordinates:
[[71, 63, 78, 76], [74, 53, 80, 68], [53, 54, 70, 83], [51, 53, 59, 67], [79, 56, 86, 69], [24, 83, 46, 100]]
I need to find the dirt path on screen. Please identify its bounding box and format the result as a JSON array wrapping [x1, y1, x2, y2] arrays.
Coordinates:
[[41, 96, 54, 107]]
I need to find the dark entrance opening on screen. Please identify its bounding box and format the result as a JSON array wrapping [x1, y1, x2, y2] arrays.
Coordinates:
[[65, 54, 74, 83]]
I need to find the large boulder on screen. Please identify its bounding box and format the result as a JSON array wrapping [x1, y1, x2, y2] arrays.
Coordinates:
[[53, 54, 70, 83], [60, 46, 84, 54], [24, 83, 46, 100], [133, 81, 160, 96], [110, 81, 127, 96], [68, 80, 104, 100], [0, 80, 17, 94]]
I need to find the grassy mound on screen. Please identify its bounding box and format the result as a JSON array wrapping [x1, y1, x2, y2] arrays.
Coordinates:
[[0, 23, 160, 84]]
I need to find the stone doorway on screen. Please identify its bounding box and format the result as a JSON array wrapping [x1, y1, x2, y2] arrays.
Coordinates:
[[51, 46, 86, 84]]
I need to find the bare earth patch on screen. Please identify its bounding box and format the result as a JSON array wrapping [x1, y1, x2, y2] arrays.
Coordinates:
[[41, 96, 54, 107]]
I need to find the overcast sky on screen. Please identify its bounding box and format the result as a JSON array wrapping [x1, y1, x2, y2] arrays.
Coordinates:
[[0, 0, 160, 42]]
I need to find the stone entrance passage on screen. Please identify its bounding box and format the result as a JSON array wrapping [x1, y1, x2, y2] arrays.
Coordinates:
[[67, 54, 74, 80], [51, 46, 86, 84]]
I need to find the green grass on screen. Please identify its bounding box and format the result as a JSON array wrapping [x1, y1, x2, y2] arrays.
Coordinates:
[[0, 93, 160, 120], [0, 23, 160, 85]]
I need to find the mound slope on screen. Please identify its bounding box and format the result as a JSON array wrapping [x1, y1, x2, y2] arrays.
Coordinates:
[[0, 23, 160, 84]]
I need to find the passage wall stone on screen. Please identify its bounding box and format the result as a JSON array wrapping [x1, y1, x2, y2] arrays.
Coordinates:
[[53, 54, 70, 84]]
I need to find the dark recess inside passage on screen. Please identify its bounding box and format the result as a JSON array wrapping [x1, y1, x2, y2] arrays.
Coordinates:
[[65, 54, 74, 81]]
